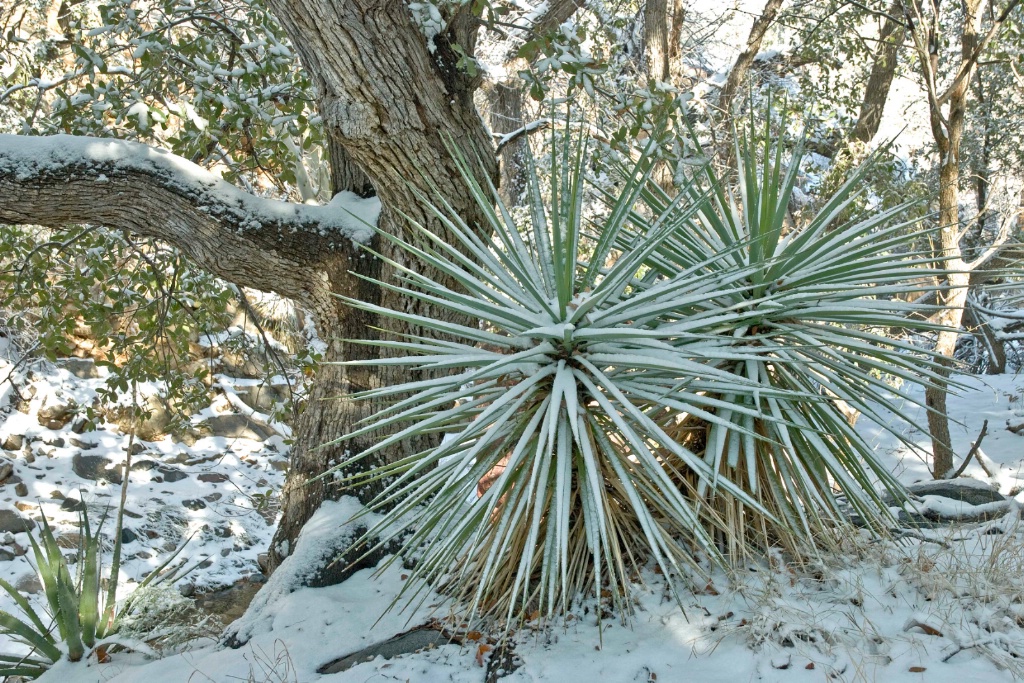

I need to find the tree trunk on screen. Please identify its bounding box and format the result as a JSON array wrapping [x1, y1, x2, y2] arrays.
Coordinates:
[[919, 0, 984, 479], [851, 5, 905, 144], [489, 82, 528, 207], [644, 0, 670, 82], [718, 0, 785, 116], [260, 0, 499, 569]]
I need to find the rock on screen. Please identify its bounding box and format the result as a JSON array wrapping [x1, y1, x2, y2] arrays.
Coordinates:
[[61, 498, 85, 512], [72, 454, 122, 484], [179, 583, 196, 598], [130, 459, 158, 471], [104, 393, 174, 441], [0, 548, 15, 561], [14, 502, 34, 512], [202, 414, 278, 442], [41, 435, 64, 448], [56, 533, 81, 549], [62, 358, 101, 379], [158, 467, 189, 483], [907, 480, 1006, 506], [14, 482, 27, 497], [21, 452, 34, 464], [0, 461, 13, 483], [204, 493, 223, 503], [128, 442, 145, 456], [317, 627, 450, 675], [69, 437, 97, 450], [1, 434, 23, 451], [0, 510, 35, 534], [37, 394, 75, 429], [15, 573, 42, 594], [233, 384, 287, 413], [182, 499, 207, 511], [198, 473, 229, 484], [120, 527, 139, 544], [193, 576, 265, 626]]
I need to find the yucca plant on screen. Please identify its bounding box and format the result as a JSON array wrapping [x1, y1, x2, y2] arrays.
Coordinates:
[[0, 509, 196, 678], [629, 110, 954, 554], [327, 113, 953, 626]]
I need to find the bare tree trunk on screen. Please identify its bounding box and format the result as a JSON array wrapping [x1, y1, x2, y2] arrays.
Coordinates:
[[913, 0, 984, 478], [489, 82, 528, 207], [718, 0, 785, 116], [851, 5, 906, 144], [644, 0, 670, 82]]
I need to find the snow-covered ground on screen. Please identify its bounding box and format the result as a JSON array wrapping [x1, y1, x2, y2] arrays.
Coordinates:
[[4, 332, 1024, 682]]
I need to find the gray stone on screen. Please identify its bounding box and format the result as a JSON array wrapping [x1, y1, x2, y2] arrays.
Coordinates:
[[15, 573, 41, 594], [62, 358, 101, 379], [130, 459, 158, 471], [182, 499, 207, 511], [317, 628, 450, 675], [120, 527, 139, 544], [69, 437, 97, 450], [197, 472, 229, 484], [204, 493, 223, 503], [234, 384, 287, 413], [41, 435, 64, 448], [158, 467, 189, 483], [61, 498, 85, 512], [0, 510, 35, 534], [907, 480, 1006, 506], [14, 482, 27, 497], [203, 414, 278, 441], [72, 454, 122, 484], [0, 461, 13, 483]]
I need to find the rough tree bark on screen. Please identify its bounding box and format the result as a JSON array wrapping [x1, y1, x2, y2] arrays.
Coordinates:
[[903, 0, 1020, 477], [851, 3, 906, 145], [718, 0, 785, 116]]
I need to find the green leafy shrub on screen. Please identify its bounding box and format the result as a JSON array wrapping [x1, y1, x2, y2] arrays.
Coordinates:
[[330, 115, 951, 626]]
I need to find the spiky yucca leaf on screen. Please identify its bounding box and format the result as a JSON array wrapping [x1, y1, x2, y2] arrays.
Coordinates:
[[625, 109, 957, 551], [330, 116, 954, 626], [328, 134, 788, 622]]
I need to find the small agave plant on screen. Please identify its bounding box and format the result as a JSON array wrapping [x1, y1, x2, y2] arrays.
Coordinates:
[[329, 113, 951, 625], [0, 509, 196, 678]]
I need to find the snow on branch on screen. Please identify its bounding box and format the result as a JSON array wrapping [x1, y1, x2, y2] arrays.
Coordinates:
[[0, 134, 380, 310]]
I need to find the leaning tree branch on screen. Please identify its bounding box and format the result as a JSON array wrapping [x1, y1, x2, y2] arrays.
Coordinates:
[[0, 134, 379, 324]]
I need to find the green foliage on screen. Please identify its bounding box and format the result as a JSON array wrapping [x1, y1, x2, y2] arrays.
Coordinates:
[[0, 507, 198, 678], [0, 224, 235, 433], [1, 0, 323, 191], [329, 112, 953, 627]]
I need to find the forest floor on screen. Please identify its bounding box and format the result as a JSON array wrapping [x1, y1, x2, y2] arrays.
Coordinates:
[[3, 340, 1024, 682]]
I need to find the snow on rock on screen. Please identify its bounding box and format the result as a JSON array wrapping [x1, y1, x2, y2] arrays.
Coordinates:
[[0, 134, 378, 242]]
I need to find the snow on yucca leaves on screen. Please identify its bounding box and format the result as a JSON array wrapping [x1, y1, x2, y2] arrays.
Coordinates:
[[324, 116, 953, 626]]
